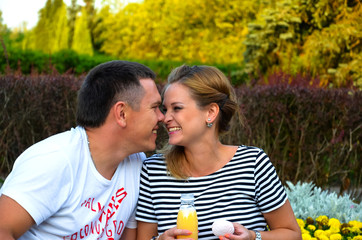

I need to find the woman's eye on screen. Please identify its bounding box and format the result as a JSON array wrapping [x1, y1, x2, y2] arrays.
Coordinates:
[[173, 106, 182, 111]]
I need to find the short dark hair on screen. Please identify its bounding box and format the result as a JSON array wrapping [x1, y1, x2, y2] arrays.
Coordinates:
[[76, 60, 156, 128]]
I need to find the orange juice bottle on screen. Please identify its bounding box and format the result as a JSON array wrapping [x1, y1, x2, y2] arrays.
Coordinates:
[[176, 193, 198, 239]]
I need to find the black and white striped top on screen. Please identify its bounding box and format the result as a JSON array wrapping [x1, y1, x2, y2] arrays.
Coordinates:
[[136, 146, 287, 239]]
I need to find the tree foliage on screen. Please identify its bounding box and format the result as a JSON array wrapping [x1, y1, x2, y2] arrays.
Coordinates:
[[99, 0, 256, 64], [0, 11, 7, 34], [67, 0, 81, 47], [23, 0, 69, 53], [7, 0, 362, 87], [96, 0, 362, 87], [244, 0, 362, 87], [71, 7, 93, 56]]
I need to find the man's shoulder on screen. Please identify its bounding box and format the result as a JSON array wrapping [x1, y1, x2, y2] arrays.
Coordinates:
[[123, 152, 147, 170], [28, 127, 83, 152]]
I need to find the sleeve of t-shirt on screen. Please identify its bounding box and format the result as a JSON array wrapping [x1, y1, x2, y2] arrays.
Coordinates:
[[135, 161, 158, 223], [0, 149, 72, 225], [125, 207, 137, 229], [124, 152, 146, 229], [254, 149, 287, 213]]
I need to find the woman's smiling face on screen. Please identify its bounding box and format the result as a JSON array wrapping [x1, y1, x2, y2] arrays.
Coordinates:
[[162, 82, 209, 147]]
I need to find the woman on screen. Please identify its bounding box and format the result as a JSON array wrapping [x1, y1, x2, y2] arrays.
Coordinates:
[[136, 65, 302, 240]]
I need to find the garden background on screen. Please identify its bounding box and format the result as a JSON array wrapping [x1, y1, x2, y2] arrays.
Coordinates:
[[0, 0, 361, 239]]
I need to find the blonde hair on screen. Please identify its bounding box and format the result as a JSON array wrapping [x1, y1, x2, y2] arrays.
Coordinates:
[[161, 65, 241, 179]]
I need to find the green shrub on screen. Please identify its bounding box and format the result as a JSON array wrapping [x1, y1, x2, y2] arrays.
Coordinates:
[[0, 48, 48, 74], [0, 48, 244, 84], [286, 181, 362, 222]]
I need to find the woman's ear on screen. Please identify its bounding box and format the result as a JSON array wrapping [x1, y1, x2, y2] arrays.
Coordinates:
[[113, 101, 127, 127], [206, 103, 219, 122]]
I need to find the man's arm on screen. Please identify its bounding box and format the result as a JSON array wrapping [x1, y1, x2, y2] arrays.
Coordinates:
[[0, 195, 35, 240], [136, 222, 158, 240], [120, 227, 136, 240]]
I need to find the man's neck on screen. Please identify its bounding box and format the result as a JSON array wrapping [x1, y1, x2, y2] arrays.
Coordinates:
[[85, 128, 129, 180]]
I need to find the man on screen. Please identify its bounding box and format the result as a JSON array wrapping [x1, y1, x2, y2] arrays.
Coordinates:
[[0, 60, 164, 240]]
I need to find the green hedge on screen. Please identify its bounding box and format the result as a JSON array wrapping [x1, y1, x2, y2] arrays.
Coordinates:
[[0, 73, 360, 194], [0, 48, 246, 85]]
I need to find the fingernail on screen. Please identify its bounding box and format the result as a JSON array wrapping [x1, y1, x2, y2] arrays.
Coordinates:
[[219, 236, 223, 240], [225, 234, 230, 238]]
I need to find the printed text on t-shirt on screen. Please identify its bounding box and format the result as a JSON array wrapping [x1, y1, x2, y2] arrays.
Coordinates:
[[63, 187, 127, 240]]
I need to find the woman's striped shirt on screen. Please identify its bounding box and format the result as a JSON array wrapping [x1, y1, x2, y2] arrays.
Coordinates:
[[136, 145, 287, 239]]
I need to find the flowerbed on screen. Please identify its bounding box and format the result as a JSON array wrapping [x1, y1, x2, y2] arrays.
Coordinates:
[[297, 216, 362, 240], [286, 181, 362, 240]]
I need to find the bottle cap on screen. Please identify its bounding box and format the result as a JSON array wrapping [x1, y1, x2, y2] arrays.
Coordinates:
[[180, 193, 194, 201]]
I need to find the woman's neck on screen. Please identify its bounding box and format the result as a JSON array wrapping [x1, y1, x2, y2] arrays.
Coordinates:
[[183, 142, 237, 177]]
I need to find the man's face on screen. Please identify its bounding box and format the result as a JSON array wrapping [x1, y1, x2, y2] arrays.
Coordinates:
[[126, 78, 164, 152]]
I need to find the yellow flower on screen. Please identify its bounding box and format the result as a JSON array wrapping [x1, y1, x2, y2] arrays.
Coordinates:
[[297, 218, 305, 228], [324, 229, 332, 237], [316, 215, 329, 226], [352, 236, 362, 240], [341, 223, 351, 235], [329, 218, 341, 228], [319, 235, 329, 240], [348, 221, 362, 234], [302, 233, 312, 240], [307, 225, 316, 231], [350, 225, 362, 234], [349, 220, 362, 230], [314, 230, 325, 238], [330, 233, 343, 240]]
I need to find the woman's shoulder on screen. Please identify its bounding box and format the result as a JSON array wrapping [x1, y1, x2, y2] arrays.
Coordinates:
[[144, 153, 166, 164], [236, 145, 264, 154], [142, 153, 168, 173], [233, 145, 270, 162]]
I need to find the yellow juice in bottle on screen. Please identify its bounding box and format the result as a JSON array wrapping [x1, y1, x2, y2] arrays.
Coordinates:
[[176, 193, 198, 239]]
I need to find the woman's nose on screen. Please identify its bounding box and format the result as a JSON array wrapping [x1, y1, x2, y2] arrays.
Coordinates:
[[157, 108, 165, 122], [163, 111, 172, 123]]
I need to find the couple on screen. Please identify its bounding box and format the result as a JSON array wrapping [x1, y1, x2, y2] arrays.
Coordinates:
[[0, 61, 302, 240]]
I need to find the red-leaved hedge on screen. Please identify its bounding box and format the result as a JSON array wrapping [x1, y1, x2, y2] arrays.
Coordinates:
[[0, 73, 361, 196]]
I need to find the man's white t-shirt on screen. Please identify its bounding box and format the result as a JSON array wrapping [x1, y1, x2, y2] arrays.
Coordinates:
[[0, 126, 145, 240]]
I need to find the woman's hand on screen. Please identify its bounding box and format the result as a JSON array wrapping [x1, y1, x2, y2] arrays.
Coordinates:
[[218, 223, 254, 240], [158, 226, 193, 240]]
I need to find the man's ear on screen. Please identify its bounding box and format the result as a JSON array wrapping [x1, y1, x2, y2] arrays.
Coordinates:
[[113, 101, 127, 127]]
